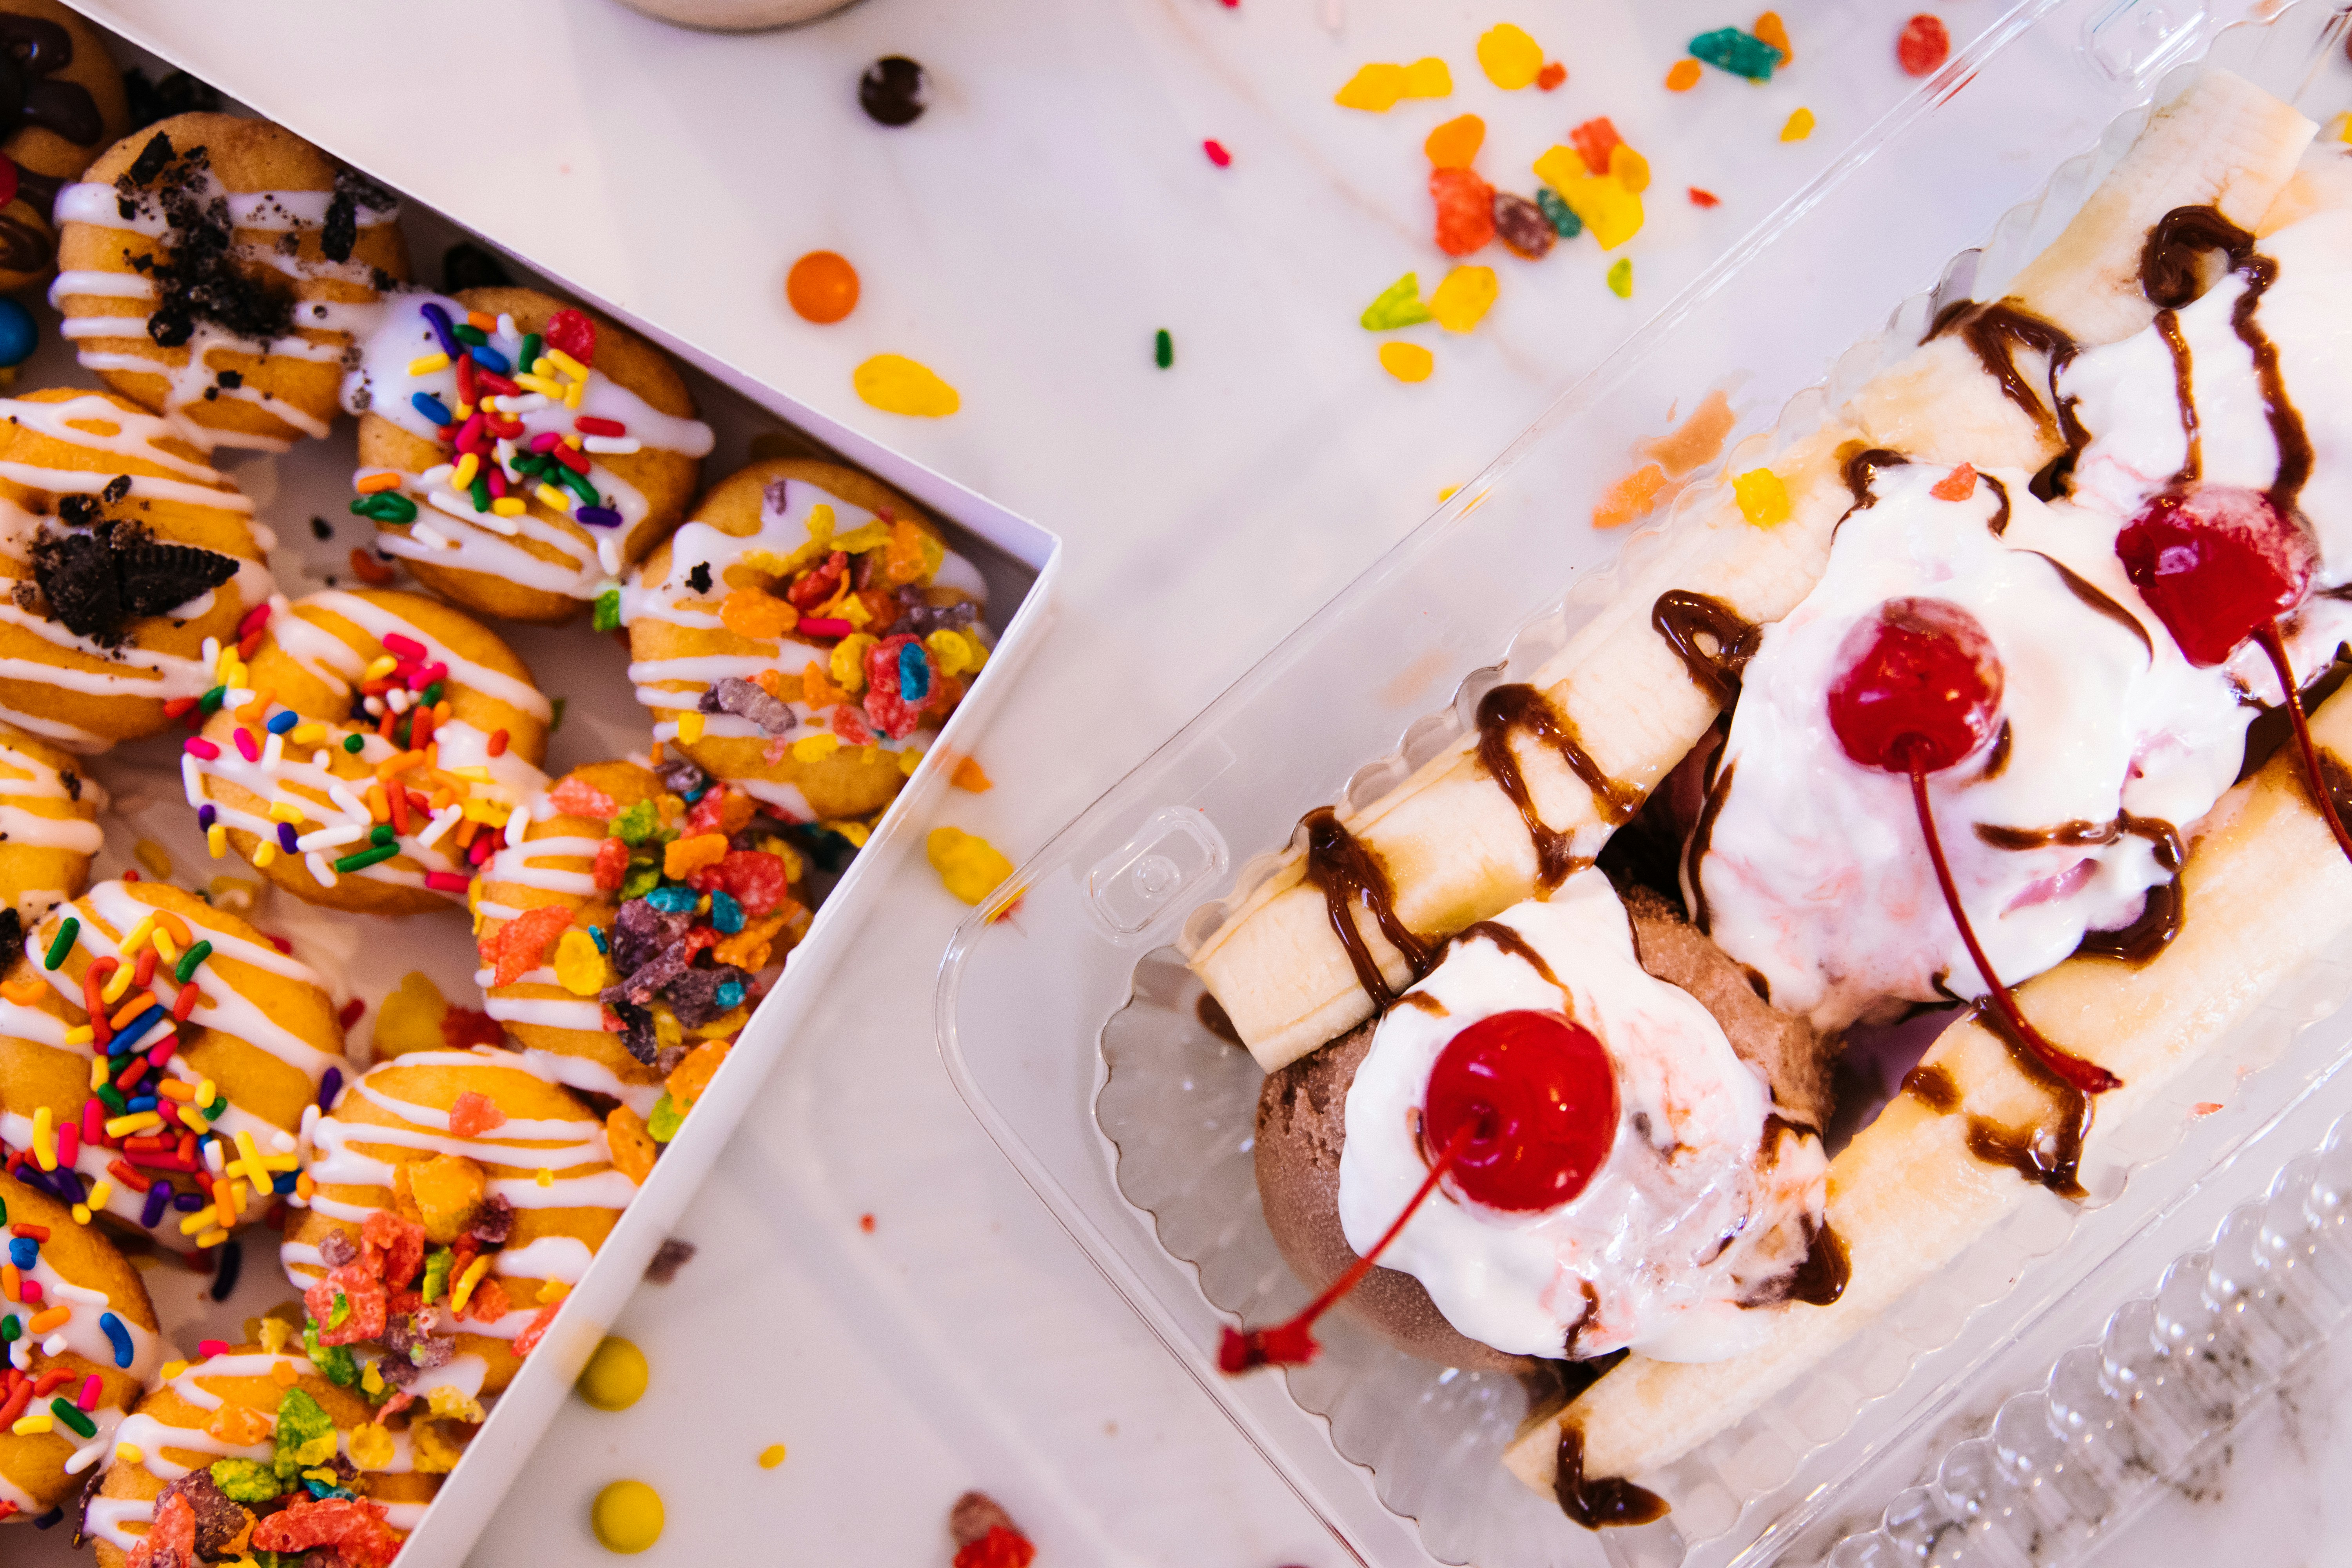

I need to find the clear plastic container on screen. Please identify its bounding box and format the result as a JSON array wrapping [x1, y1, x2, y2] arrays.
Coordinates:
[[938, 4, 2352, 1565]]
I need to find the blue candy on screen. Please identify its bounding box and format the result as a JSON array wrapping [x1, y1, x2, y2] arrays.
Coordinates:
[[708, 889, 744, 935], [267, 710, 298, 735], [715, 980, 745, 1011], [411, 391, 453, 426], [898, 641, 930, 702], [100, 1311, 133, 1368], [470, 343, 512, 376], [646, 886, 696, 913], [7, 1237, 34, 1269], [0, 298, 36, 369]]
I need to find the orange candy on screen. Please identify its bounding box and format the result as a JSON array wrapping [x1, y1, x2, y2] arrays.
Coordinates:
[[786, 251, 860, 324], [1423, 113, 1485, 169], [1666, 59, 1702, 91], [719, 586, 799, 641]]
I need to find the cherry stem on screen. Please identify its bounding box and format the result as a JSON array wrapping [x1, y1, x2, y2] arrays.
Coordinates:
[[1219, 1123, 1476, 1375], [1905, 754, 2123, 1098], [2254, 621, 2352, 867]]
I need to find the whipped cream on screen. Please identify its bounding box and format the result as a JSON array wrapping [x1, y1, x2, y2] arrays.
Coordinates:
[[1336, 875, 1828, 1363], [1694, 463, 2252, 1030]]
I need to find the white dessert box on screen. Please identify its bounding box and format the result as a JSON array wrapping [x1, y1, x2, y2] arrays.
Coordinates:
[[941, 4, 2352, 1567], [9, 8, 1057, 1565]]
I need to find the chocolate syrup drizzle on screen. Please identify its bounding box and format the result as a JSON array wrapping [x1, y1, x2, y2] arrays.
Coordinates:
[[2023, 550, 2152, 659], [1929, 301, 2089, 450], [1902, 1061, 1962, 1113], [1842, 446, 1909, 506], [2155, 309, 2201, 483], [1553, 1428, 1668, 1530], [1962, 1000, 2096, 1198], [1299, 807, 1434, 1008], [1459, 917, 1570, 998], [1682, 759, 1736, 934], [1975, 813, 2183, 966], [1651, 590, 1761, 708], [0, 17, 104, 149], [1474, 683, 1640, 891]]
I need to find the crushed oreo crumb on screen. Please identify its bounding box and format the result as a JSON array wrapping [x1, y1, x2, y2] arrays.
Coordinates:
[[0, 908, 21, 968], [644, 1238, 696, 1284], [99, 474, 130, 504], [685, 561, 711, 595], [118, 139, 301, 353], [441, 240, 512, 293], [310, 516, 332, 541], [123, 69, 220, 130], [123, 130, 174, 186]]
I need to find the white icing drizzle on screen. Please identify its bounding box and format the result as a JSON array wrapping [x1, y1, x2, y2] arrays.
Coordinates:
[[0, 1243, 162, 1492], [0, 732, 102, 870], [341, 293, 713, 601]]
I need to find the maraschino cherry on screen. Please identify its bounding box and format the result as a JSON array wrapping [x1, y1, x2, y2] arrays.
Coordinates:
[[2115, 484, 2352, 864], [1827, 597, 2122, 1097], [1219, 1008, 1617, 1373]]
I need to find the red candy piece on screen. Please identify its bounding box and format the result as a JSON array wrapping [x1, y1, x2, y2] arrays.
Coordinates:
[[2116, 484, 2352, 866], [954, 1526, 1039, 1568], [304, 1265, 388, 1347], [252, 1497, 406, 1568], [1203, 138, 1232, 167], [360, 1210, 426, 1290], [861, 632, 930, 740], [1422, 1009, 1618, 1213], [1569, 116, 1623, 177], [1828, 598, 2122, 1098], [512, 1299, 563, 1359], [1430, 166, 1496, 257], [2115, 485, 2312, 667], [785, 550, 848, 611], [1688, 187, 1721, 208], [549, 777, 619, 820], [592, 836, 630, 891], [714, 850, 788, 916], [1898, 13, 1949, 76], [543, 308, 597, 368], [465, 1276, 511, 1324], [1930, 462, 1978, 501], [129, 1491, 195, 1568], [1826, 597, 2002, 774], [486, 905, 573, 988], [1535, 61, 1566, 91], [831, 702, 874, 746], [440, 1006, 505, 1051], [447, 1091, 507, 1139]]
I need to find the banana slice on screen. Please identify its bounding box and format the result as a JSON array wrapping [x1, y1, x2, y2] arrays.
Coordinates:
[[1504, 679, 2352, 1490], [1193, 71, 2316, 1074]]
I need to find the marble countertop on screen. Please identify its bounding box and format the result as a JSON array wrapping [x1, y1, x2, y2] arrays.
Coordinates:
[[30, 0, 2339, 1564]]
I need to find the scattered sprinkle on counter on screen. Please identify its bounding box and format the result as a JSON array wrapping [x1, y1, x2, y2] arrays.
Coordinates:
[[951, 1492, 1038, 1568], [1154, 328, 1173, 368], [1755, 11, 1794, 65], [859, 1212, 877, 1233], [592, 1479, 665, 1554], [1202, 138, 1232, 167], [854, 354, 960, 417], [927, 827, 1013, 904], [760, 1443, 788, 1469], [1360, 273, 1432, 331], [578, 1336, 649, 1410], [1476, 24, 1544, 89], [1606, 258, 1633, 298], [786, 251, 860, 323], [858, 56, 928, 126], [1379, 341, 1434, 382], [1898, 14, 1951, 75], [1689, 187, 1721, 208], [1428, 266, 1497, 333], [1780, 106, 1816, 142], [1666, 58, 1701, 91], [951, 756, 993, 792]]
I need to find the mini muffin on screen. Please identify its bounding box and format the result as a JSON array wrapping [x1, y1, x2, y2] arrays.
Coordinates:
[[0, 1168, 160, 1526], [187, 589, 552, 917], [471, 759, 808, 1121], [53, 113, 407, 450], [85, 1343, 443, 1568], [0, 880, 350, 1252], [345, 287, 711, 623], [625, 459, 989, 822], [0, 0, 130, 294], [281, 1049, 628, 1396], [0, 388, 270, 751], [0, 720, 102, 926]]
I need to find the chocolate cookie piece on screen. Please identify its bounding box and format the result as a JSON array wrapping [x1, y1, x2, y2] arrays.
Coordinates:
[[1254, 1023, 1537, 1375]]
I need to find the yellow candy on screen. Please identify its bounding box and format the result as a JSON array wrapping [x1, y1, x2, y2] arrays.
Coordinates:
[[412, 1417, 466, 1474], [1608, 258, 1633, 298], [1608, 144, 1651, 194], [427, 1383, 487, 1424], [1781, 106, 1815, 142], [1477, 23, 1544, 89], [1335, 62, 1407, 111], [1402, 57, 1452, 98], [1733, 468, 1791, 526], [852, 354, 960, 417], [592, 1480, 665, 1555], [1380, 342, 1434, 383], [676, 711, 706, 745], [927, 826, 1013, 906], [759, 1443, 787, 1469], [348, 1422, 396, 1472], [1533, 149, 1644, 249], [791, 733, 842, 763], [579, 1336, 650, 1412], [831, 632, 876, 693], [925, 628, 977, 677], [1424, 114, 1485, 170], [1428, 267, 1498, 334], [554, 929, 610, 997], [373, 971, 450, 1058]]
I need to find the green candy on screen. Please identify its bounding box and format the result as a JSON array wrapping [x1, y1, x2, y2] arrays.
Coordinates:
[[619, 859, 662, 901], [303, 1320, 359, 1386], [1535, 188, 1583, 241], [1359, 273, 1434, 332], [646, 1091, 684, 1144], [421, 1248, 455, 1304], [350, 492, 419, 525], [209, 1457, 283, 1503], [612, 800, 661, 846], [272, 1388, 338, 1478], [1690, 27, 1778, 81], [592, 587, 623, 633]]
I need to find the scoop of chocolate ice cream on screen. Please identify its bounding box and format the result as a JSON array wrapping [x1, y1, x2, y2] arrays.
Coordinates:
[[1253, 893, 1837, 1370], [1255, 1023, 1536, 1374]]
